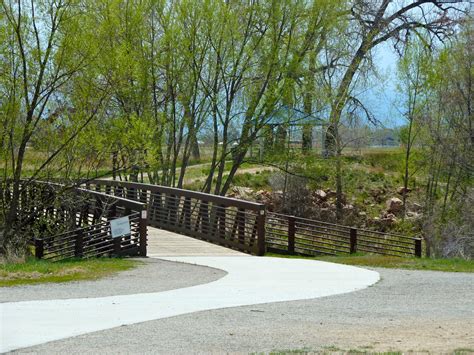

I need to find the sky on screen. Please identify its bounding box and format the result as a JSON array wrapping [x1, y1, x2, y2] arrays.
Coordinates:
[[363, 0, 472, 128], [362, 43, 405, 128]]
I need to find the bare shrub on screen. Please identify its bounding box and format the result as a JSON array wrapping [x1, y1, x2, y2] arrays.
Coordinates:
[[269, 172, 314, 217], [1, 181, 115, 258], [423, 191, 474, 260]]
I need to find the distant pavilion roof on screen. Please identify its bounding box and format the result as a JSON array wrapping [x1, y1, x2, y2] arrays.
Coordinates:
[[265, 105, 326, 126]]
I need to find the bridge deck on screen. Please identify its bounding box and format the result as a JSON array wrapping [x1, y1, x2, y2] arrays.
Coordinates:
[[147, 227, 245, 257]]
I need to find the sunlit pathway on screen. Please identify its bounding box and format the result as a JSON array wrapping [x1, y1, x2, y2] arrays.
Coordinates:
[[147, 227, 245, 257], [0, 230, 379, 352]]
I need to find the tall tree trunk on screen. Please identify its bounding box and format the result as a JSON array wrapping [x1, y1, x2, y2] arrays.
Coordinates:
[[402, 118, 414, 219], [190, 133, 200, 161], [262, 124, 274, 156], [335, 131, 344, 223], [302, 49, 315, 154], [302, 124, 313, 153], [3, 137, 28, 254], [177, 104, 194, 188]]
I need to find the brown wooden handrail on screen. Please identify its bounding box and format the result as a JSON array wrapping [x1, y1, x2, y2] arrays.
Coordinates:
[[89, 180, 265, 211], [89, 179, 266, 255], [9, 180, 148, 260], [13, 178, 421, 259]]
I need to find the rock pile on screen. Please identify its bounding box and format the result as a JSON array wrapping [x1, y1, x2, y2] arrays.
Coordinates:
[[386, 197, 403, 213], [228, 185, 423, 229]]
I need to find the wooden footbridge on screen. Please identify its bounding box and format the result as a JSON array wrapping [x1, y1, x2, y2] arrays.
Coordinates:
[[8, 180, 422, 261]]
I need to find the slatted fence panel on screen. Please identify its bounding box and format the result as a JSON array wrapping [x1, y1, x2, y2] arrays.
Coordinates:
[[5, 180, 148, 261], [89, 180, 266, 255], [266, 212, 420, 257]]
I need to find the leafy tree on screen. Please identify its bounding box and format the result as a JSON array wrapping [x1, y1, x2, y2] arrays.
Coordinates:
[[397, 39, 431, 217], [320, 0, 462, 221], [0, 0, 101, 256], [421, 17, 473, 257]]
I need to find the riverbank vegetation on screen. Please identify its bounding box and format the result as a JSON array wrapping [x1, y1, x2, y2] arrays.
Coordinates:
[[0, 1, 471, 260]]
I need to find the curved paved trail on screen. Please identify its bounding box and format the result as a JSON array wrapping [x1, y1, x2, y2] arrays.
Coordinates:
[[0, 227, 379, 353], [26, 269, 471, 354], [0, 258, 226, 303], [2, 228, 472, 353]]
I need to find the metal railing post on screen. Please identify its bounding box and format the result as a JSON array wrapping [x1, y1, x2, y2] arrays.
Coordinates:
[[113, 237, 121, 255], [74, 230, 84, 258], [218, 204, 226, 239], [350, 228, 357, 254], [237, 208, 246, 244], [35, 238, 44, 259], [139, 206, 148, 257], [415, 238, 422, 257], [257, 208, 266, 256]]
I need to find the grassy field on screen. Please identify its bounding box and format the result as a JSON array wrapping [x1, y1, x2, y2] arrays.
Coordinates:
[[0, 257, 140, 287], [266, 253, 474, 273]]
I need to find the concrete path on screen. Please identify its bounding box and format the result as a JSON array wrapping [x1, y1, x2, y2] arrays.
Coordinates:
[[19, 268, 471, 354], [0, 258, 226, 303], [0, 256, 379, 352]]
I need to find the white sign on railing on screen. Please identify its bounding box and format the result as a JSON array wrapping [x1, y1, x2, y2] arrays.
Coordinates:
[[110, 216, 131, 238]]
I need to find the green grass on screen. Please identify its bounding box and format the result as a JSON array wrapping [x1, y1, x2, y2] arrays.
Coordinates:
[[0, 257, 140, 287], [266, 253, 474, 273], [232, 170, 272, 189]]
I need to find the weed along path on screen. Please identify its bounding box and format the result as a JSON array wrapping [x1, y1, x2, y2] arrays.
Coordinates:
[[0, 256, 379, 352]]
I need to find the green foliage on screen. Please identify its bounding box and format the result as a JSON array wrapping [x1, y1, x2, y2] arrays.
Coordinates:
[[266, 253, 474, 273], [362, 150, 404, 172], [232, 171, 272, 190], [0, 0, 470, 258]]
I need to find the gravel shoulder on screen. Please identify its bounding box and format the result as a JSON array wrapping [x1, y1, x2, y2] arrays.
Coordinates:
[[0, 258, 226, 303], [11, 266, 474, 354]]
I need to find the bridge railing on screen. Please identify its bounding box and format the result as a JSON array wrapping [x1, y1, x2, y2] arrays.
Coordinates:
[[266, 212, 421, 257], [87, 180, 266, 255], [4, 180, 148, 261]]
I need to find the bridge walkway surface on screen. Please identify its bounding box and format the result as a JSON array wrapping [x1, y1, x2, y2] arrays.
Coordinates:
[[147, 227, 245, 257]]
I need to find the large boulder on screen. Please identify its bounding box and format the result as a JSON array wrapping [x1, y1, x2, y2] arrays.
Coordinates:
[[386, 197, 403, 213], [343, 204, 354, 211], [397, 186, 412, 195], [230, 186, 255, 200], [381, 213, 397, 226], [314, 189, 327, 201], [368, 213, 397, 229], [406, 211, 422, 220], [320, 207, 336, 222], [370, 188, 386, 203], [325, 189, 337, 198], [324, 189, 346, 204], [255, 190, 271, 204]]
